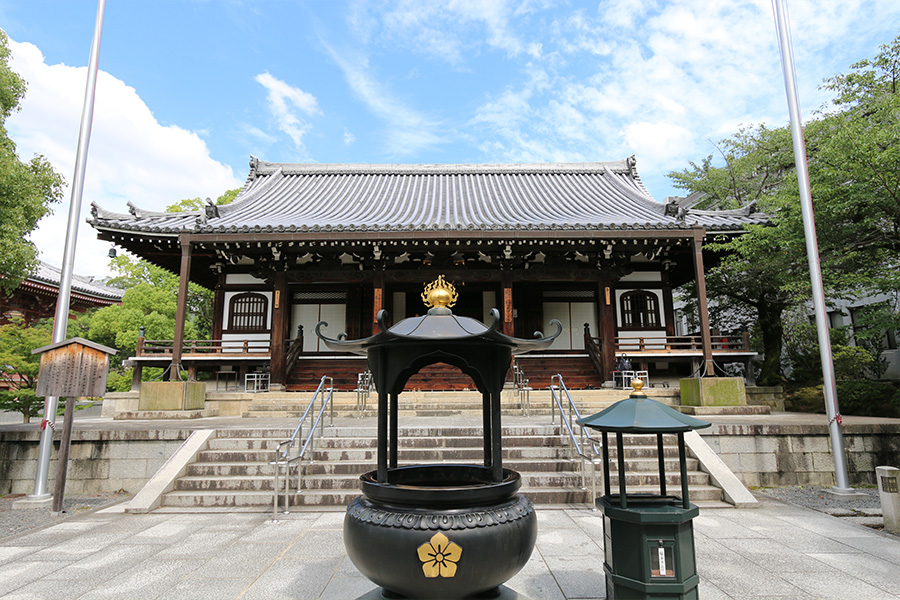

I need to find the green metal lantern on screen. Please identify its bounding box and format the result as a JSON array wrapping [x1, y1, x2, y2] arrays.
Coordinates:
[[577, 379, 711, 600]]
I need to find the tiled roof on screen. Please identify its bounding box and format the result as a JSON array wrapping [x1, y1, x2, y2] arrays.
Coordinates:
[[89, 158, 768, 236], [31, 262, 123, 301]]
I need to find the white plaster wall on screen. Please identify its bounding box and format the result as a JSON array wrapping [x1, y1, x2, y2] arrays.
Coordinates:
[[225, 274, 266, 285]]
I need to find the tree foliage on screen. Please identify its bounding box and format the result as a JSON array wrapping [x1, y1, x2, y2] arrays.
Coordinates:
[[0, 316, 51, 422], [668, 34, 900, 385], [0, 31, 65, 294]]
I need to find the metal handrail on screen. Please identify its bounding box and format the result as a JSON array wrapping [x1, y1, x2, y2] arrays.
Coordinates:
[[270, 375, 334, 518], [549, 373, 602, 508], [512, 360, 531, 416], [356, 369, 373, 418]]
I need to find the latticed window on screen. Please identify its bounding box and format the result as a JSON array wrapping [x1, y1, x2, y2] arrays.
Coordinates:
[[228, 293, 268, 332], [620, 290, 660, 329]]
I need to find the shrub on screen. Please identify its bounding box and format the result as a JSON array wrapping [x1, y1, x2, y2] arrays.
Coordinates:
[[784, 380, 899, 418]]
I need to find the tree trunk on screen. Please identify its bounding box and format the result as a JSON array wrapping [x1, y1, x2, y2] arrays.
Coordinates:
[[756, 301, 785, 386]]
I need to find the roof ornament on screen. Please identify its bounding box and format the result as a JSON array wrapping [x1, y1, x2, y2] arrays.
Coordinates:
[[204, 198, 219, 219], [421, 275, 458, 311], [249, 155, 259, 180], [626, 154, 637, 176]]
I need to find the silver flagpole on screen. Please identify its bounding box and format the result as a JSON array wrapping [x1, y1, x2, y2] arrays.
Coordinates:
[[771, 0, 853, 493], [27, 0, 107, 502]]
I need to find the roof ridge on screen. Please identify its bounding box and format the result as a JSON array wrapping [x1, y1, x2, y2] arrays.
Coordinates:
[[251, 159, 634, 176]]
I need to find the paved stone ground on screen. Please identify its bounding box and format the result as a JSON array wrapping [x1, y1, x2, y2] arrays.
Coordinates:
[[2, 495, 900, 599]]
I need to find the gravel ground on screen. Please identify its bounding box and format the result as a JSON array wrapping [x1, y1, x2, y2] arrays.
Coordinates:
[[757, 485, 881, 511], [0, 491, 130, 542]]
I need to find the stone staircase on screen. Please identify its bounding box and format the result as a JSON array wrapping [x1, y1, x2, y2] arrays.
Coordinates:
[[157, 423, 727, 510], [241, 387, 681, 419]]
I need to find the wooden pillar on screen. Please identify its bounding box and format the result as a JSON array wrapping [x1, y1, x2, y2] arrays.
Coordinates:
[[502, 277, 514, 336], [269, 272, 288, 388], [372, 273, 384, 334], [691, 229, 715, 375], [212, 272, 226, 340], [662, 271, 676, 338], [598, 282, 616, 381], [170, 239, 192, 381]]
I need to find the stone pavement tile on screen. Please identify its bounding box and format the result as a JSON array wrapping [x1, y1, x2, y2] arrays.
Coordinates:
[[283, 528, 346, 559], [537, 509, 583, 530], [121, 519, 197, 545], [87, 513, 172, 536], [152, 530, 245, 559], [241, 557, 342, 600], [779, 571, 900, 599], [75, 558, 207, 600], [318, 558, 378, 600], [235, 519, 311, 544], [542, 554, 606, 599], [750, 524, 862, 554], [535, 525, 602, 558], [777, 512, 882, 538], [0, 560, 67, 597], [831, 535, 900, 562], [308, 511, 345, 530], [3, 520, 111, 546], [157, 577, 256, 600], [694, 513, 766, 539], [696, 581, 734, 600], [563, 509, 605, 539], [1, 575, 100, 600], [0, 545, 42, 565], [808, 552, 900, 594], [25, 528, 136, 560], [504, 568, 567, 599], [713, 537, 846, 573], [43, 543, 166, 582], [696, 540, 811, 598], [188, 543, 287, 579]]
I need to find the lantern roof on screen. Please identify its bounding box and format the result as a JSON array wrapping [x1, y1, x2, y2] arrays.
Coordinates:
[[577, 380, 711, 433]]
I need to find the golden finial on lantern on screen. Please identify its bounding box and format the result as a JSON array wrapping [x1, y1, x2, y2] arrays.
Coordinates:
[[422, 275, 458, 309]]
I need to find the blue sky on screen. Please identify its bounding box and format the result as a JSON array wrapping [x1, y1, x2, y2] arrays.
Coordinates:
[[2, 1, 899, 278]]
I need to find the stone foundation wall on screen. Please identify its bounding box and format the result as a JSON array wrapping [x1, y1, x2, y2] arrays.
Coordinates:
[[745, 386, 785, 411], [700, 422, 900, 487], [0, 429, 190, 495]]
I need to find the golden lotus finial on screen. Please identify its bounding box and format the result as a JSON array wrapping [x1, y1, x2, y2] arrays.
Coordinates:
[[630, 378, 645, 396], [422, 275, 458, 309]]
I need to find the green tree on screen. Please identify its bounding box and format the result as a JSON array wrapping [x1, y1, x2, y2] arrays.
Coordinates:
[[669, 126, 803, 385], [164, 188, 240, 213], [669, 33, 900, 385], [0, 30, 65, 294], [0, 316, 51, 422]]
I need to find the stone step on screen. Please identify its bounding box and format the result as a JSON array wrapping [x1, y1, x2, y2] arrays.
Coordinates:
[[174, 471, 593, 492], [160, 482, 724, 509]]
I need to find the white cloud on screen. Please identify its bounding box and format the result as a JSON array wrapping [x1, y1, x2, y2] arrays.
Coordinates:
[[255, 72, 321, 150], [6, 39, 241, 279], [467, 0, 900, 198], [358, 0, 540, 66], [343, 128, 356, 145], [325, 45, 443, 156]]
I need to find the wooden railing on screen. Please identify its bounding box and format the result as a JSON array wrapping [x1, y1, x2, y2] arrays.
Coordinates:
[[284, 326, 305, 376], [138, 338, 272, 356], [583, 324, 605, 379], [614, 333, 750, 353]]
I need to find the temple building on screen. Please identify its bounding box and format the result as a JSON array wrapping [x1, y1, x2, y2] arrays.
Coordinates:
[[88, 157, 765, 392], [1, 261, 122, 326]]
